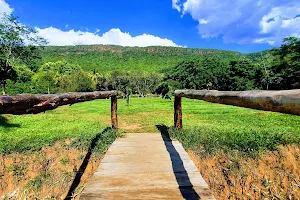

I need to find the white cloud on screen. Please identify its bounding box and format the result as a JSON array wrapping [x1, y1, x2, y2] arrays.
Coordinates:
[[0, 0, 13, 17], [199, 19, 209, 24], [172, 0, 181, 12], [257, 6, 300, 44], [173, 0, 300, 45], [36, 27, 180, 47]]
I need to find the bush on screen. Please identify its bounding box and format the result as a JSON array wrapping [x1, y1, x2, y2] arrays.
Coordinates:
[[71, 71, 95, 92]]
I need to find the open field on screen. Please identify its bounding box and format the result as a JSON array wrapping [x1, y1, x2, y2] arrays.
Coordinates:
[[1, 97, 300, 154], [1, 97, 300, 199]]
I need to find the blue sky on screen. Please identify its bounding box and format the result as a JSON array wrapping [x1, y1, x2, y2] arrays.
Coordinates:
[[1, 0, 300, 53]]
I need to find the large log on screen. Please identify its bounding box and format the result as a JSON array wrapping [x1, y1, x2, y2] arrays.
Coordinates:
[[175, 89, 300, 116], [0, 91, 118, 115]]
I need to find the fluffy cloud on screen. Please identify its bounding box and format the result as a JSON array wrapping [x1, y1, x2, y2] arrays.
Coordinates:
[[36, 27, 180, 47], [172, 0, 181, 12], [173, 0, 300, 45], [0, 0, 13, 16], [257, 6, 300, 45]]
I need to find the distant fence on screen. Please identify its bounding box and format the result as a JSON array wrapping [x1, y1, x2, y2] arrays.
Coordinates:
[[174, 89, 300, 129], [0, 91, 118, 130]]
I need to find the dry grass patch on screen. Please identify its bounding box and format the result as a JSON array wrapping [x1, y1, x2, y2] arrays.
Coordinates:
[[0, 141, 101, 199], [188, 145, 300, 199]]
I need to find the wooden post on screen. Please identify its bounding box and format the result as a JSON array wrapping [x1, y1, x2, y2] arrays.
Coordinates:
[[111, 95, 118, 130], [174, 96, 182, 129]]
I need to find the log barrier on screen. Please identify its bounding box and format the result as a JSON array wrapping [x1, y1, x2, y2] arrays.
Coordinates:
[[0, 91, 118, 130], [174, 89, 300, 129]]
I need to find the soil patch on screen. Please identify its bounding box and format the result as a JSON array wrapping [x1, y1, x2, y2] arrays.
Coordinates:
[[120, 123, 142, 131]]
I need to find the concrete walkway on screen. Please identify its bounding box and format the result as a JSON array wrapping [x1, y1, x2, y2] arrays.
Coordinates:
[[80, 133, 215, 200]]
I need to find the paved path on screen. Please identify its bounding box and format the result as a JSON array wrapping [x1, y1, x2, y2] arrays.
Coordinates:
[[80, 133, 215, 200]]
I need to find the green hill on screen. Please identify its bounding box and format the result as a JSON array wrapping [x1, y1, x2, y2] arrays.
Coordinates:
[[41, 45, 248, 73]]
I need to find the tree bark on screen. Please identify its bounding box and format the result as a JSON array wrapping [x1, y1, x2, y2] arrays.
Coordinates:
[[175, 89, 300, 116], [0, 91, 118, 115]]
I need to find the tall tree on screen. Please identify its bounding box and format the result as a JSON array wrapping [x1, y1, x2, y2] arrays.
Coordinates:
[[270, 37, 300, 89], [259, 53, 274, 90], [163, 57, 227, 90], [227, 60, 258, 91], [0, 14, 46, 95]]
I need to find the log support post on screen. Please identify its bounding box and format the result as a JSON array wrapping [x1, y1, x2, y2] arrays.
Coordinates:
[[174, 96, 182, 129], [111, 95, 118, 130]]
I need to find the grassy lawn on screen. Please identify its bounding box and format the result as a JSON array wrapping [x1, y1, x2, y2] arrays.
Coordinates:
[[1, 97, 300, 155]]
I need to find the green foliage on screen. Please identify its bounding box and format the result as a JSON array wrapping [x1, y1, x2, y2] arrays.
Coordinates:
[[0, 14, 46, 94], [14, 65, 34, 82], [95, 70, 161, 96], [32, 70, 57, 94], [40, 45, 244, 73], [5, 59, 162, 96], [39, 60, 81, 75], [155, 82, 172, 99], [269, 37, 300, 89], [28, 176, 43, 189], [15, 61, 95, 94], [163, 57, 258, 91], [0, 59, 17, 94], [71, 70, 95, 92], [226, 60, 258, 91], [6, 80, 33, 94], [255, 53, 276, 90], [2, 36, 300, 95], [164, 57, 228, 90], [162, 37, 300, 91], [60, 158, 69, 165]]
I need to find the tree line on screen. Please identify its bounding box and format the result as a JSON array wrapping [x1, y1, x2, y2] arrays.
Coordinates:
[[157, 37, 300, 98], [6, 60, 161, 97]]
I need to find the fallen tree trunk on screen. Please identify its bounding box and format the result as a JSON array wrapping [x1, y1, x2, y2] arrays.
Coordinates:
[[175, 89, 300, 116], [0, 91, 118, 115]]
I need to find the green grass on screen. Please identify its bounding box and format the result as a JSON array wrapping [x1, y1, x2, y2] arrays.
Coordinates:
[[170, 99, 300, 156], [0, 99, 117, 154], [1, 97, 300, 155]]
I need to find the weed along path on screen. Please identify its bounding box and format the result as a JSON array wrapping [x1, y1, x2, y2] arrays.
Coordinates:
[[80, 133, 215, 200]]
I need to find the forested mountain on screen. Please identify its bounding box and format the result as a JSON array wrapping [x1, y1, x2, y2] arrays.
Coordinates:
[[2, 11, 297, 97], [40, 45, 248, 73]]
